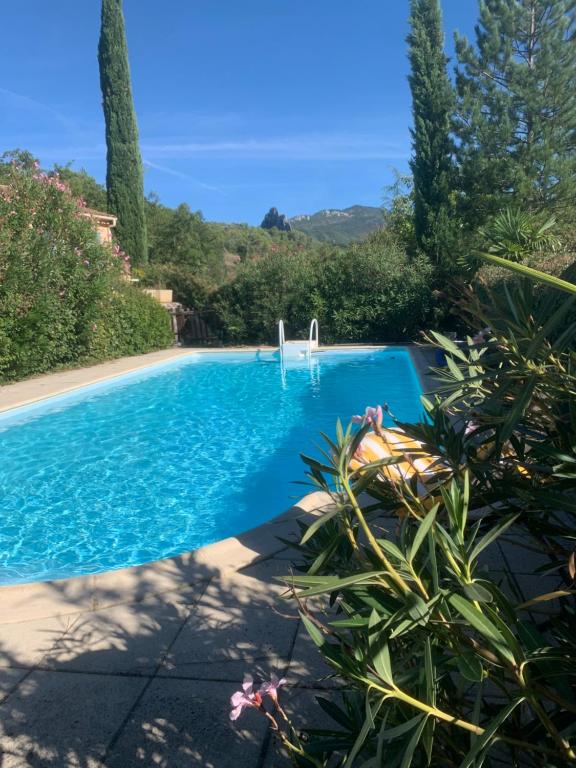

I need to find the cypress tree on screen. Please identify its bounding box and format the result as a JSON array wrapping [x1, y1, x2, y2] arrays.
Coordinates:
[[98, 0, 148, 264], [407, 0, 456, 267], [455, 0, 576, 225]]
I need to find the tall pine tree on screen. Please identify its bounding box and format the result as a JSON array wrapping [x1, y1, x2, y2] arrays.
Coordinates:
[[455, 0, 576, 224], [98, 0, 148, 264], [407, 0, 455, 266]]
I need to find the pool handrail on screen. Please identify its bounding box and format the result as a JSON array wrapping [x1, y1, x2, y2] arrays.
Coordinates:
[[278, 319, 286, 363], [308, 318, 319, 357]]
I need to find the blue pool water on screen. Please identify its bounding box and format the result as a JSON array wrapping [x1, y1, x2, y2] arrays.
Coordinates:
[[0, 348, 423, 584]]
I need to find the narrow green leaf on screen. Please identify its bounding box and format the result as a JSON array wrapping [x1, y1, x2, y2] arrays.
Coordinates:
[[428, 331, 470, 361], [424, 638, 435, 706], [300, 612, 325, 648], [373, 640, 394, 686], [409, 505, 438, 563], [448, 594, 515, 664], [299, 505, 340, 544], [344, 694, 385, 768], [462, 582, 493, 603], [476, 251, 576, 296], [458, 698, 524, 768], [289, 571, 384, 598], [456, 652, 484, 683], [469, 514, 520, 562], [400, 716, 428, 768]]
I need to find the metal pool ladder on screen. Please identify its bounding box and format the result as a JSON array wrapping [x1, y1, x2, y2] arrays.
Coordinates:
[[278, 319, 319, 363]]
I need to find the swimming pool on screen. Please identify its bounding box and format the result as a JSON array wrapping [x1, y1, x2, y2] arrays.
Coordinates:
[[0, 348, 423, 585]]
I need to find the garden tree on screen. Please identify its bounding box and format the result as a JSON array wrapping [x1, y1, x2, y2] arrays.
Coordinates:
[[98, 0, 148, 264], [53, 165, 108, 211], [145, 196, 225, 283], [407, 0, 456, 266], [455, 0, 576, 225]]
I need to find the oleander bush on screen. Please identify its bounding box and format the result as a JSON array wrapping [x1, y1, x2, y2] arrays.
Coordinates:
[[255, 256, 576, 766], [0, 163, 172, 382]]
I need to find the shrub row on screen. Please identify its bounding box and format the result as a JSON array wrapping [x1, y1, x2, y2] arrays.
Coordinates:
[[208, 231, 436, 344], [0, 166, 172, 383]]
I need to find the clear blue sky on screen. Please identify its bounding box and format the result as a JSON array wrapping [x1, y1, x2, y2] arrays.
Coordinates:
[[0, 1, 477, 224]]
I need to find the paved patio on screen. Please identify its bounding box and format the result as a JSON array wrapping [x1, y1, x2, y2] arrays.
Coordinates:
[[0, 506, 560, 768], [0, 501, 340, 768]]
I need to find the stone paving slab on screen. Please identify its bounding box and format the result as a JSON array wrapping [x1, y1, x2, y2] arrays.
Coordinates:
[[43, 592, 201, 677], [104, 678, 269, 768], [0, 670, 149, 767]]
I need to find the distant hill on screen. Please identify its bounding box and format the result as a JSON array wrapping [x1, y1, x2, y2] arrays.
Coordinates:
[[289, 205, 384, 244]]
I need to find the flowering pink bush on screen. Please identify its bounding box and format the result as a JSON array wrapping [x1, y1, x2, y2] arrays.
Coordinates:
[[0, 161, 171, 381]]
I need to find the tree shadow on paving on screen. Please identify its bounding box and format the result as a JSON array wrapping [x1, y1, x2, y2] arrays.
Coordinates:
[[0, 505, 334, 768]]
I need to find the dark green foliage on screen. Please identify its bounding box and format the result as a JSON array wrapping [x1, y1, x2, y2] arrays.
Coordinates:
[[134, 263, 212, 310], [0, 164, 171, 382], [209, 231, 435, 344], [209, 247, 318, 344], [290, 205, 384, 245], [455, 0, 576, 225], [146, 195, 225, 283], [87, 284, 173, 359], [314, 232, 435, 343], [271, 262, 576, 766], [98, 0, 148, 264], [407, 0, 456, 266]]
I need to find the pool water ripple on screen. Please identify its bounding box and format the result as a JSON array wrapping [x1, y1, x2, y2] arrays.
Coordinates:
[[0, 349, 423, 584]]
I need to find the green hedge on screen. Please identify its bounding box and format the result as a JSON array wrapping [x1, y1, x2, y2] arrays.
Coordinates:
[[208, 231, 435, 344], [0, 165, 172, 382], [86, 284, 174, 359]]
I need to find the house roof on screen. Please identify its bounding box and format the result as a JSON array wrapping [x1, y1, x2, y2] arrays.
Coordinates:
[[80, 208, 117, 227]]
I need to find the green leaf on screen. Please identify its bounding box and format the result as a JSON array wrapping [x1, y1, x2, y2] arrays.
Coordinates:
[[344, 694, 386, 768], [369, 610, 394, 685], [423, 638, 435, 706], [409, 505, 438, 563], [300, 454, 339, 477], [468, 514, 520, 562], [476, 251, 576, 296], [300, 505, 340, 545], [456, 652, 484, 682], [448, 594, 515, 664], [315, 696, 353, 730], [376, 538, 407, 563], [300, 612, 325, 648], [462, 582, 493, 603], [406, 592, 430, 622], [458, 698, 524, 768], [400, 715, 428, 768], [428, 331, 470, 361], [288, 571, 384, 598]]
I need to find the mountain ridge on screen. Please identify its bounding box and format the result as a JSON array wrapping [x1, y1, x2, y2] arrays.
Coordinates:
[[288, 204, 383, 244]]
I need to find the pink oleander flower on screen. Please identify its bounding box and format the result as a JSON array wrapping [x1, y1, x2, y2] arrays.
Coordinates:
[[91, 323, 97, 332], [230, 674, 261, 721], [260, 674, 286, 703], [464, 420, 479, 437], [352, 404, 383, 428], [83, 259, 90, 266]]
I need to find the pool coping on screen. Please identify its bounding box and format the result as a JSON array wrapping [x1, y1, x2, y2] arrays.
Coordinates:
[[0, 343, 433, 622]]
